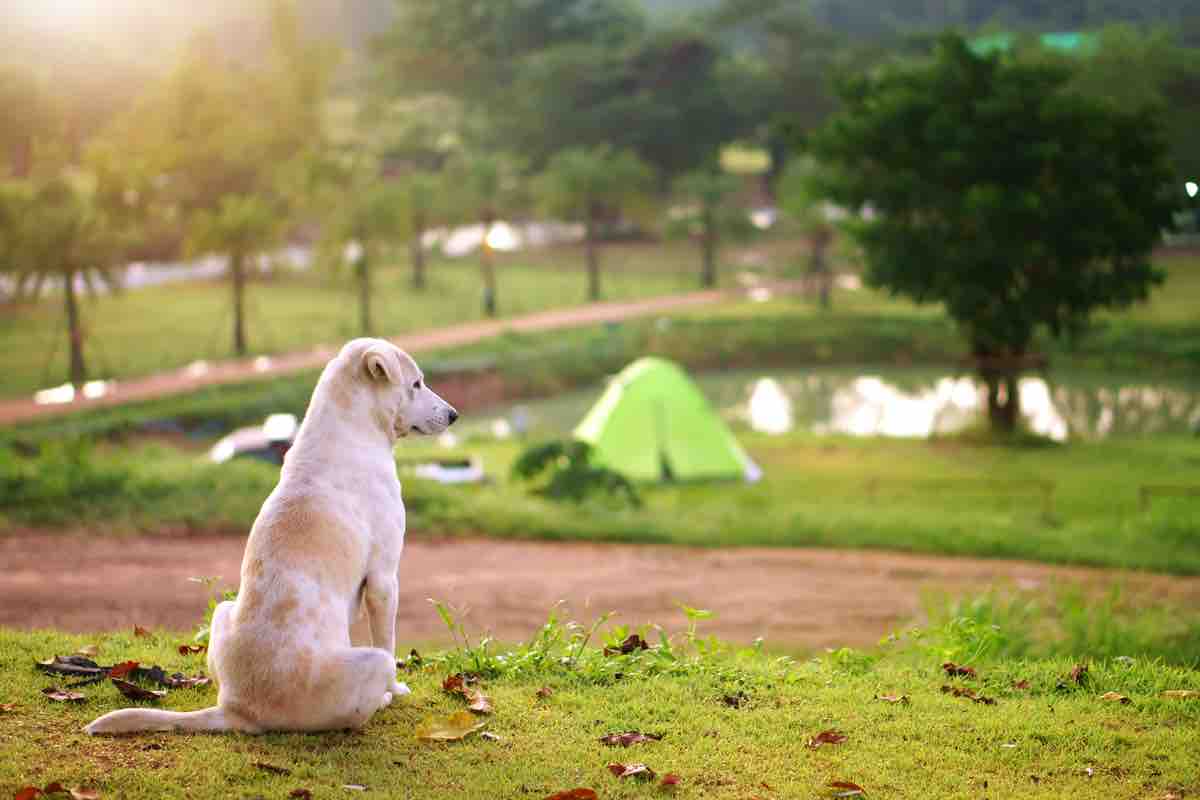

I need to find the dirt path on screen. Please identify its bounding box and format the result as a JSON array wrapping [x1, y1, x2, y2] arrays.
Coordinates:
[[0, 283, 800, 426], [3, 532, 1197, 649]]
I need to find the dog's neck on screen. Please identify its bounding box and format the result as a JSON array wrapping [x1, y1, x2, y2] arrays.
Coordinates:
[[285, 381, 399, 475]]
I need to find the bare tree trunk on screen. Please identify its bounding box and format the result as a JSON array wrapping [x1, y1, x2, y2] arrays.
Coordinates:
[[358, 253, 372, 336], [809, 227, 832, 310], [979, 351, 1022, 434], [585, 212, 601, 302], [231, 250, 248, 356], [63, 270, 86, 390], [480, 212, 496, 317], [411, 211, 426, 291], [700, 205, 717, 288]]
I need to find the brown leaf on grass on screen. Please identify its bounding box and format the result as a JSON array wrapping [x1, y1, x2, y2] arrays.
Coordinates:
[[163, 673, 210, 689], [661, 773, 682, 787], [828, 780, 866, 797], [36, 656, 104, 678], [107, 661, 138, 679], [342, 784, 367, 791], [722, 691, 748, 708], [1012, 680, 1031, 691], [607, 762, 656, 780], [466, 690, 493, 715], [599, 731, 664, 747], [543, 790, 598, 800], [415, 711, 487, 741], [252, 761, 291, 776], [603, 634, 650, 656], [177, 644, 206, 656], [1100, 691, 1132, 705], [807, 730, 849, 749], [70, 788, 101, 800], [42, 687, 86, 703], [535, 686, 554, 699], [75, 645, 99, 658], [289, 791, 313, 799], [941, 685, 996, 705], [0, 702, 16, 712], [442, 673, 478, 696], [1161, 690, 1200, 699], [133, 626, 150, 637], [942, 662, 977, 678], [14, 788, 41, 800], [876, 694, 909, 704], [1069, 664, 1089, 685], [111, 678, 166, 702]]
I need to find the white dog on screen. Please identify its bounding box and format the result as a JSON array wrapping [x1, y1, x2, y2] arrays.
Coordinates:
[[86, 338, 457, 734]]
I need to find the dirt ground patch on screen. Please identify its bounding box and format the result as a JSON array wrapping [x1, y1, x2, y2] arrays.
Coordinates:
[[4, 532, 1198, 650]]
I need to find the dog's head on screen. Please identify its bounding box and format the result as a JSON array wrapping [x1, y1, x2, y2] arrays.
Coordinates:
[[333, 338, 458, 442]]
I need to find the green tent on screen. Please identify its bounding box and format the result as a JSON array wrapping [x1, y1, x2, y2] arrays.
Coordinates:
[[573, 357, 761, 483]]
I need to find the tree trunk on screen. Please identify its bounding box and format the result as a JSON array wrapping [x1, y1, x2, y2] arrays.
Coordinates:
[[480, 213, 496, 317], [11, 136, 32, 179], [585, 212, 601, 302], [231, 250, 248, 356], [700, 205, 717, 288], [357, 254, 372, 336], [980, 354, 1022, 434], [63, 270, 86, 390], [411, 212, 426, 291], [809, 227, 832, 310]]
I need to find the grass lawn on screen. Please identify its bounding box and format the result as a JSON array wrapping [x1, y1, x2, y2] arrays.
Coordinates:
[[2, 618, 1199, 800], [0, 238, 727, 400], [4, 426, 1198, 575]]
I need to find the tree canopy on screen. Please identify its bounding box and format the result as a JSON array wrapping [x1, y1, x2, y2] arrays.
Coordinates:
[[806, 35, 1176, 429]]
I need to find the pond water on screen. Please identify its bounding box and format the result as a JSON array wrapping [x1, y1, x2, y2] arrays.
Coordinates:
[[451, 366, 1200, 443]]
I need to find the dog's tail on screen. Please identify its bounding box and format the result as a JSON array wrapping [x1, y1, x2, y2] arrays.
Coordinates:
[[85, 705, 230, 736]]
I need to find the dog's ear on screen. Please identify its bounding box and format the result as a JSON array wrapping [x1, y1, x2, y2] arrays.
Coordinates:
[[361, 345, 397, 384]]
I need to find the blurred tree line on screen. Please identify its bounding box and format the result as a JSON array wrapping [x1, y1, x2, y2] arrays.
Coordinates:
[[0, 0, 1197, 412]]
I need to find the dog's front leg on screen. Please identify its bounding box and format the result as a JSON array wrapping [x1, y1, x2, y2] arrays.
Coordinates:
[[364, 570, 399, 657]]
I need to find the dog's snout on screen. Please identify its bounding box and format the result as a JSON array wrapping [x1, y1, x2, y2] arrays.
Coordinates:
[[448, 409, 459, 426]]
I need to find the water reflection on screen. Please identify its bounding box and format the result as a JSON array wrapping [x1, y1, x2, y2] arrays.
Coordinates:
[[736, 372, 1199, 441], [461, 367, 1200, 442]]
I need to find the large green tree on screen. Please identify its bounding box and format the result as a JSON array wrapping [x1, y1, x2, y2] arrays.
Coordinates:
[[538, 146, 652, 301], [673, 168, 744, 289], [807, 35, 1175, 432]]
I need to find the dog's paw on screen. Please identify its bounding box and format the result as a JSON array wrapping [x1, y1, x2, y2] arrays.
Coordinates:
[[392, 681, 412, 697]]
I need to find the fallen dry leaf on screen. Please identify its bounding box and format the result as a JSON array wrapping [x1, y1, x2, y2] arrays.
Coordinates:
[[1161, 690, 1200, 700], [133, 626, 150, 637], [603, 634, 650, 656], [722, 690, 748, 708], [415, 710, 487, 742], [942, 662, 977, 678], [808, 730, 849, 749], [543, 790, 598, 800], [14, 788, 41, 800], [442, 673, 479, 696], [607, 762, 656, 780], [941, 685, 996, 705], [1012, 680, 1031, 691], [163, 673, 211, 689], [876, 694, 909, 704], [828, 780, 865, 797], [70, 788, 101, 800], [41, 687, 86, 703], [111, 678, 166, 702], [1070, 664, 1089, 685], [0, 702, 16, 712], [36, 656, 103, 678], [252, 762, 291, 776], [177, 644, 206, 656], [599, 731, 664, 747], [480, 731, 502, 742], [1099, 691, 1132, 705], [342, 785, 367, 791], [289, 791, 313, 800], [107, 661, 138, 679], [466, 690, 493, 715], [661, 773, 682, 787], [535, 686, 554, 699], [75, 645, 99, 658]]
